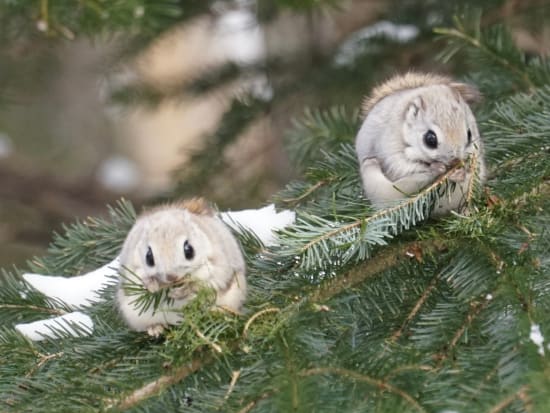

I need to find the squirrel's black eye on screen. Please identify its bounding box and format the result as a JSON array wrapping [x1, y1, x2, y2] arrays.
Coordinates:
[[423, 130, 438, 149], [145, 246, 155, 267], [467, 128, 472, 145], [183, 240, 195, 260]]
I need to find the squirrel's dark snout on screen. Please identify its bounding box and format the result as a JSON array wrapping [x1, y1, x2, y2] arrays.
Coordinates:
[[449, 158, 462, 167], [166, 273, 178, 283]]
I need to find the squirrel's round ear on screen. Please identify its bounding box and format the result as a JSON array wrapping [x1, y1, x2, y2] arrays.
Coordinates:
[[404, 96, 424, 123], [449, 82, 482, 104]]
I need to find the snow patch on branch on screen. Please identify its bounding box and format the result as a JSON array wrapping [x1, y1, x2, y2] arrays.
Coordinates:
[[22, 257, 120, 308], [15, 311, 93, 341], [530, 323, 545, 356], [220, 204, 295, 246], [334, 21, 419, 66]]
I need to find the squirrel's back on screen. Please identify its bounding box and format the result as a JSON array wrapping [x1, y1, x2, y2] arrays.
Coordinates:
[[361, 72, 480, 116]]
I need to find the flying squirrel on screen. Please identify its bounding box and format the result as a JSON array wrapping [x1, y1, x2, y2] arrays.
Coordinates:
[[355, 72, 486, 214], [116, 198, 247, 336]]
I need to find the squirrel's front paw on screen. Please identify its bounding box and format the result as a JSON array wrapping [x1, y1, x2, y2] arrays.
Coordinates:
[[143, 276, 160, 293], [168, 285, 196, 300], [429, 162, 447, 176], [448, 168, 466, 183]]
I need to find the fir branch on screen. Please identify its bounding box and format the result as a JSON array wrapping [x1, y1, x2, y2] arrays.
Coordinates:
[[435, 10, 536, 91], [434, 298, 490, 367], [112, 357, 207, 411], [311, 238, 448, 303], [277, 160, 472, 272], [276, 143, 362, 207], [299, 367, 427, 413], [238, 392, 273, 413], [224, 369, 241, 401], [285, 106, 360, 169], [29, 199, 135, 275], [390, 273, 440, 342], [488, 385, 531, 413], [0, 304, 65, 316], [25, 350, 63, 379]]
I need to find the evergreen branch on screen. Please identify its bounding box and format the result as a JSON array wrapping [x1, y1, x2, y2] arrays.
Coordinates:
[[280, 180, 330, 205], [276, 144, 362, 208], [285, 106, 360, 169], [223, 370, 241, 402], [390, 273, 440, 342], [299, 367, 426, 412], [435, 299, 490, 366], [303, 162, 464, 250], [238, 392, 273, 413], [109, 240, 446, 410], [311, 238, 449, 303], [0, 304, 65, 316], [281, 161, 469, 272], [25, 351, 63, 379], [435, 26, 535, 91], [488, 385, 530, 413], [112, 357, 208, 411], [383, 365, 435, 381], [189, 320, 223, 354], [434, 10, 537, 92]]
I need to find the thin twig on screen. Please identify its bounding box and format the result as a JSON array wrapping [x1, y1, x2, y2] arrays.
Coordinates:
[[300, 367, 426, 412], [224, 370, 241, 401], [189, 320, 222, 354], [238, 392, 273, 413], [383, 364, 435, 381], [434, 27, 535, 91], [113, 358, 206, 410], [243, 307, 281, 337], [282, 180, 329, 204], [0, 304, 65, 316], [390, 274, 440, 342], [435, 299, 489, 366], [25, 351, 64, 378], [488, 385, 530, 413], [311, 239, 449, 303], [449, 301, 487, 350]]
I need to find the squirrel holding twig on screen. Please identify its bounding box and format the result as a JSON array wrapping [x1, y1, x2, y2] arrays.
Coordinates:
[[355, 72, 486, 213], [116, 198, 247, 336]]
